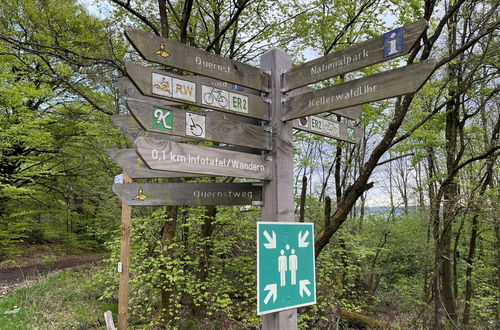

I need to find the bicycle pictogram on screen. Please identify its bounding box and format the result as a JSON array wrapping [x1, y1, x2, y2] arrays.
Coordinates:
[[202, 86, 228, 109]]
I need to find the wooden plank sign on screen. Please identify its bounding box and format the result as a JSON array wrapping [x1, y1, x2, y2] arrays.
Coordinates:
[[125, 63, 269, 120], [293, 116, 362, 144], [126, 99, 271, 150], [284, 19, 427, 91], [331, 105, 363, 121], [125, 29, 269, 91], [113, 182, 262, 206], [112, 114, 193, 143], [135, 136, 271, 180], [283, 59, 437, 121], [108, 149, 208, 179]]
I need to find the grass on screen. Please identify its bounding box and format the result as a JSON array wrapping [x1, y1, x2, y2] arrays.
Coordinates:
[[0, 263, 117, 329]]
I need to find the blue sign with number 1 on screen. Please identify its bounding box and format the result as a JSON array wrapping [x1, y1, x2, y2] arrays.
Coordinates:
[[384, 27, 403, 57]]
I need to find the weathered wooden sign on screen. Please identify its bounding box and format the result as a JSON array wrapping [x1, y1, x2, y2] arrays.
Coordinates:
[[113, 182, 262, 206], [293, 116, 362, 144], [331, 105, 363, 121], [284, 59, 437, 121], [125, 29, 269, 91], [125, 63, 269, 120], [283, 19, 427, 91], [126, 99, 271, 150], [107, 149, 208, 179], [112, 115, 193, 143], [135, 136, 271, 180]]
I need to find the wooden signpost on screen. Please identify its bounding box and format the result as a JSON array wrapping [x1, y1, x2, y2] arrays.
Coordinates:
[[108, 149, 208, 179], [125, 29, 269, 91], [283, 19, 427, 91], [293, 115, 363, 144], [108, 19, 437, 330], [135, 136, 271, 180], [125, 63, 269, 120], [126, 99, 271, 150], [113, 182, 262, 206], [284, 59, 437, 121]]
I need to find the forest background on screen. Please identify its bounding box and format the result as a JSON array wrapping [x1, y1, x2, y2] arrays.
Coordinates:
[[0, 0, 498, 329]]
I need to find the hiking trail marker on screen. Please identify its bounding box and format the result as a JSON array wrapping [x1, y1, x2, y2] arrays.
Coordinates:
[[257, 222, 316, 315]]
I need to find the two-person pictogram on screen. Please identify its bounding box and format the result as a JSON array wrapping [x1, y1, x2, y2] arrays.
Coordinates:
[[278, 244, 298, 287]]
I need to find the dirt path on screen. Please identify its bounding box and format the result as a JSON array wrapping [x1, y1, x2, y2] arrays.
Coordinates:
[[0, 254, 106, 297]]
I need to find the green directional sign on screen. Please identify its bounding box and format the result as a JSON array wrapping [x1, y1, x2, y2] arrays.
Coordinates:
[[257, 222, 316, 315]]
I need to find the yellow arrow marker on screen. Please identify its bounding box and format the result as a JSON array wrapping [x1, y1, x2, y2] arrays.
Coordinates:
[[132, 187, 149, 201], [154, 43, 170, 58]]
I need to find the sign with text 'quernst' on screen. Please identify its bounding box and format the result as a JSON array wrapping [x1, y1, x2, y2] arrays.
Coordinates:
[[113, 182, 262, 206], [135, 136, 271, 180], [284, 59, 437, 121], [125, 63, 268, 120], [126, 99, 271, 150], [257, 222, 316, 315], [283, 19, 426, 91], [125, 29, 269, 91]]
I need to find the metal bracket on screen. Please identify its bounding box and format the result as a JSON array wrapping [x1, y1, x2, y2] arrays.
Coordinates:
[[252, 182, 264, 187], [262, 126, 272, 132], [281, 96, 290, 103], [263, 114, 271, 121], [262, 98, 272, 104], [252, 201, 264, 206], [265, 156, 273, 161], [263, 70, 271, 75]]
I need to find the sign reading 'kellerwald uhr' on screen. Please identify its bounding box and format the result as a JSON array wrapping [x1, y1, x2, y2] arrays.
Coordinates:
[[135, 136, 271, 180], [125, 29, 269, 91], [283, 19, 427, 91], [283, 59, 437, 121]]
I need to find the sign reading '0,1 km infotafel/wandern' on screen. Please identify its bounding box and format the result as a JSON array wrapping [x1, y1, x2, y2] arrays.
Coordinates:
[[125, 29, 269, 91], [135, 136, 271, 180], [283, 19, 427, 91]]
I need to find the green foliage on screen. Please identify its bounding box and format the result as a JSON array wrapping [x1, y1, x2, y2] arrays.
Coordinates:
[[0, 263, 112, 329]]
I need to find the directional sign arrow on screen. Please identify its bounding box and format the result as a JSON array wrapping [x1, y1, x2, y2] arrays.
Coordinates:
[[263, 230, 276, 249], [112, 182, 262, 206], [263, 284, 277, 304], [108, 149, 210, 179], [135, 136, 272, 180], [125, 63, 269, 121], [298, 230, 310, 248], [299, 280, 312, 297], [284, 19, 427, 91], [293, 115, 362, 144], [127, 99, 271, 150], [125, 29, 269, 91], [284, 59, 438, 121], [112, 115, 193, 143]]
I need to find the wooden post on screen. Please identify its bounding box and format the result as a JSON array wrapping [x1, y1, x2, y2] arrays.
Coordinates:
[[118, 173, 132, 329], [260, 48, 296, 329]]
